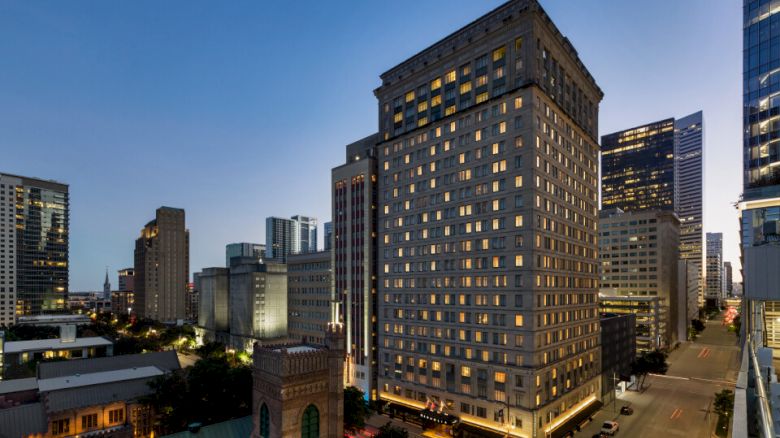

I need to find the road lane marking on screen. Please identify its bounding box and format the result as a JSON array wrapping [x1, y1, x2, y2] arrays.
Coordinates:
[[697, 348, 711, 359], [670, 408, 683, 420]]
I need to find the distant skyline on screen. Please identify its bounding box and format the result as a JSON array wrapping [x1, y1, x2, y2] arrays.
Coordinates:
[[0, 0, 742, 290]]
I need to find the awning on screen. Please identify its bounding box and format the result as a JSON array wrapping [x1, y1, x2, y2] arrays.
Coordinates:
[[419, 409, 459, 425], [549, 400, 603, 438]]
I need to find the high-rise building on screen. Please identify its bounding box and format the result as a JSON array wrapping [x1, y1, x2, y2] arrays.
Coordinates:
[[195, 267, 230, 338], [598, 208, 682, 347], [724, 261, 733, 295], [266, 217, 294, 262], [705, 232, 724, 307], [373, 1, 603, 435], [292, 215, 318, 253], [601, 118, 676, 212], [675, 111, 704, 306], [134, 207, 189, 322], [117, 268, 134, 292], [225, 242, 265, 267], [0, 173, 69, 324], [287, 250, 332, 345], [323, 221, 333, 251], [332, 133, 379, 400]]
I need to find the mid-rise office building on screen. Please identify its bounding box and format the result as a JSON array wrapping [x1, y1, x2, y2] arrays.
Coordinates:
[[292, 215, 318, 254], [323, 221, 333, 251], [195, 267, 230, 343], [0, 173, 69, 324], [228, 260, 288, 352], [332, 133, 380, 400], [185, 281, 198, 322], [134, 207, 189, 322], [287, 250, 332, 345], [373, 1, 603, 436], [598, 208, 682, 346], [225, 242, 265, 267], [117, 268, 134, 292], [705, 232, 724, 307]]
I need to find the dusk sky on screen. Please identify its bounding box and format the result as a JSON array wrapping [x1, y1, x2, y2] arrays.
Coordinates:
[[0, 0, 742, 291]]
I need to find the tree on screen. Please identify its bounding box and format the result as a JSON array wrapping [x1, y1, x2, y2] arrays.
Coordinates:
[[376, 422, 409, 438], [344, 386, 371, 433], [691, 319, 706, 333], [631, 350, 669, 390], [714, 389, 734, 419]]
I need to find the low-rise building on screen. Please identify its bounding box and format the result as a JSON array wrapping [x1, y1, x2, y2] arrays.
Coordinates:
[[111, 290, 135, 315]]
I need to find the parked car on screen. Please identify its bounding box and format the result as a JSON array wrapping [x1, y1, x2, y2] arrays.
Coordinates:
[[601, 420, 620, 435], [620, 406, 634, 415]]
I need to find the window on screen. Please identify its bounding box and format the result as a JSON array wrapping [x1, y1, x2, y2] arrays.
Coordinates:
[[108, 408, 124, 423], [81, 413, 98, 430], [476, 92, 489, 104], [445, 70, 456, 84], [260, 404, 270, 437], [431, 78, 441, 91], [514, 97, 523, 109], [515, 255, 523, 267], [52, 419, 70, 435], [301, 405, 319, 438], [515, 314, 524, 327], [493, 47, 506, 61], [460, 82, 472, 94], [405, 91, 415, 103]]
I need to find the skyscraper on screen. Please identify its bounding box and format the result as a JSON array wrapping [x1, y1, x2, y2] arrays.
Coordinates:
[[134, 207, 190, 322], [332, 133, 379, 400], [292, 215, 318, 253], [601, 118, 676, 212], [705, 232, 724, 307], [0, 173, 69, 324], [675, 111, 704, 306], [265, 217, 294, 262], [373, 1, 603, 435], [724, 261, 733, 295]]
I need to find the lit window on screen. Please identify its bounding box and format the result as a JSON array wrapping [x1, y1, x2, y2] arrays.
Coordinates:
[[405, 91, 415, 103], [431, 78, 441, 91], [515, 215, 523, 227], [445, 105, 456, 116], [432, 95, 442, 106], [444, 70, 456, 84], [515, 255, 523, 267], [476, 92, 489, 104], [493, 46, 506, 61], [514, 97, 523, 109], [460, 82, 472, 94], [418, 101, 428, 112], [476, 75, 488, 87]]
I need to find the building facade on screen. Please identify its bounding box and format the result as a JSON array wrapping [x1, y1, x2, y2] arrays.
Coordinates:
[[134, 207, 190, 322], [705, 232, 724, 307], [195, 267, 230, 340], [601, 119, 676, 212], [599, 313, 636, 400], [228, 260, 288, 352], [323, 222, 333, 251], [292, 215, 318, 254], [332, 133, 380, 401], [251, 323, 345, 438], [674, 111, 704, 306], [111, 290, 135, 315], [266, 217, 295, 262], [117, 268, 134, 292], [373, 1, 603, 436], [226, 242, 265, 267], [287, 251, 332, 345], [0, 173, 69, 324], [599, 295, 664, 354], [598, 208, 682, 346], [724, 261, 733, 295]]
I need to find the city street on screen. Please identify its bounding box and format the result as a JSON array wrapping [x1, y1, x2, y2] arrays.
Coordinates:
[[577, 317, 739, 438]]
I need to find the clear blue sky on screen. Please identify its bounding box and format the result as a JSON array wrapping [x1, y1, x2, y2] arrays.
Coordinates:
[[0, 0, 742, 291]]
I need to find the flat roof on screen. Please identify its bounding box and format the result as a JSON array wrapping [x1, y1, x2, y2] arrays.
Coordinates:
[[37, 366, 163, 392], [0, 377, 38, 394], [4, 337, 112, 354], [274, 345, 318, 354]]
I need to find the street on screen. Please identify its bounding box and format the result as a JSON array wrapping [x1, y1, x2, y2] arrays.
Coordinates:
[[577, 317, 740, 438]]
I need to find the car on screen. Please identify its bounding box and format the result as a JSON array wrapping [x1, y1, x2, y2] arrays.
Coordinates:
[[620, 406, 634, 415], [601, 420, 619, 435]]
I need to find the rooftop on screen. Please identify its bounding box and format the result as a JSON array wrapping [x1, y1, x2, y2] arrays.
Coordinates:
[[37, 366, 164, 392], [0, 377, 38, 395], [4, 336, 112, 354], [274, 345, 318, 354], [37, 350, 180, 379]]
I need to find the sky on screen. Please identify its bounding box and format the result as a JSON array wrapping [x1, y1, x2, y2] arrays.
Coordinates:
[[0, 0, 743, 291]]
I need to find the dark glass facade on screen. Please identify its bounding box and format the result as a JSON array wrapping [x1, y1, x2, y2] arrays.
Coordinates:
[[15, 177, 69, 314], [601, 118, 676, 212], [743, 0, 780, 199]]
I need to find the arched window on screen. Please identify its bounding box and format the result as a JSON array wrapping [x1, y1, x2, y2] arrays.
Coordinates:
[[301, 404, 319, 438], [259, 403, 269, 438]]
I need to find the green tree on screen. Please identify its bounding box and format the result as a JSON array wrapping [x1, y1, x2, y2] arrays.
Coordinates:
[[631, 350, 669, 390], [344, 386, 371, 433], [376, 422, 409, 438], [714, 389, 734, 419], [691, 319, 706, 333]]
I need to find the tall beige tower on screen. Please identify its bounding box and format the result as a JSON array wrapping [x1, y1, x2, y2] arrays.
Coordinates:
[[134, 207, 189, 322]]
